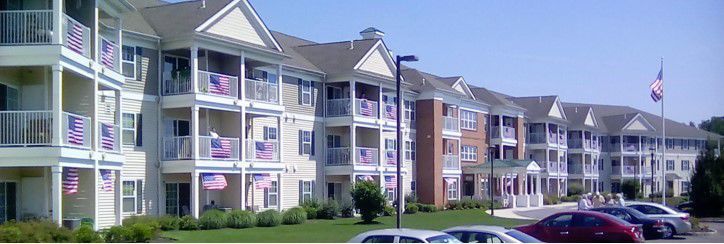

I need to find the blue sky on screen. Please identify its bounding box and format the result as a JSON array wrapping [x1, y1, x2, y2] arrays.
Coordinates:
[[177, 0, 724, 123]]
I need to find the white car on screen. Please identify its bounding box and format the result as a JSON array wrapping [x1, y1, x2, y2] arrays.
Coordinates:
[[443, 225, 541, 243], [348, 228, 462, 243], [626, 201, 692, 235]]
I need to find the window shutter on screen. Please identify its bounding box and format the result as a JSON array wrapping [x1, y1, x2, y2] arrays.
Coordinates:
[[135, 47, 142, 81], [297, 78, 303, 105], [311, 131, 315, 156], [298, 130, 303, 155], [310, 81, 316, 106], [136, 179, 143, 214], [263, 188, 269, 208], [311, 180, 316, 198], [136, 114, 143, 146], [263, 126, 269, 140], [298, 180, 303, 204]]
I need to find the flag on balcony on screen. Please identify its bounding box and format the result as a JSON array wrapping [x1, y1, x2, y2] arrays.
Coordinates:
[[255, 141, 274, 160], [254, 174, 272, 189], [359, 99, 374, 116], [66, 21, 85, 55], [386, 151, 396, 165], [356, 175, 374, 182], [101, 123, 115, 150], [67, 114, 85, 146], [201, 173, 227, 190], [385, 104, 396, 119], [100, 169, 113, 192], [63, 168, 79, 195], [384, 176, 397, 189], [650, 68, 663, 102], [359, 148, 374, 164], [101, 39, 115, 69], [209, 74, 230, 96], [211, 138, 232, 158]]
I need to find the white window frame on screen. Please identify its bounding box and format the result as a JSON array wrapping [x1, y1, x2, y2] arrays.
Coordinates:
[[301, 181, 313, 202], [461, 145, 478, 162], [301, 131, 312, 155], [122, 113, 137, 145], [460, 110, 477, 130], [267, 180, 278, 207], [264, 126, 278, 141], [404, 100, 416, 121], [121, 45, 136, 79], [405, 141, 416, 161], [385, 139, 397, 150], [301, 80, 312, 106], [122, 180, 137, 214], [666, 160, 675, 171], [447, 180, 459, 200], [681, 160, 690, 171]]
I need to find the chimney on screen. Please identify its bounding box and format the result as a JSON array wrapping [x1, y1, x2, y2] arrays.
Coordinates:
[[360, 27, 385, 39]]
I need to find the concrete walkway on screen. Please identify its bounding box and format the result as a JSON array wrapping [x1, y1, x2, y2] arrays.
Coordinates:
[[485, 202, 577, 220]]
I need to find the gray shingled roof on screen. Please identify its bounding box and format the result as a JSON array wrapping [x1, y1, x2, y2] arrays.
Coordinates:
[[509, 96, 563, 121], [438, 76, 461, 86], [293, 39, 379, 76], [140, 0, 229, 39], [122, 0, 165, 37], [563, 106, 596, 129], [400, 67, 460, 94], [270, 31, 323, 73], [469, 86, 525, 110]]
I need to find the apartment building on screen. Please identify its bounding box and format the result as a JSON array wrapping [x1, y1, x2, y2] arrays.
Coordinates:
[[562, 106, 602, 193]]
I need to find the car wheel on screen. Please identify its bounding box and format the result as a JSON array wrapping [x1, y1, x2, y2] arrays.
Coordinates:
[[662, 224, 674, 239]]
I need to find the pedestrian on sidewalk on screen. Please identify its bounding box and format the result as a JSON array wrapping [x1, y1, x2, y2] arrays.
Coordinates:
[[592, 193, 604, 208], [578, 194, 591, 210], [615, 193, 626, 206]]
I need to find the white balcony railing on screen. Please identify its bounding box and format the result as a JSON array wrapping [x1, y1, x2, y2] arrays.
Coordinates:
[[245, 78, 278, 103], [442, 116, 459, 132], [559, 163, 567, 173], [245, 139, 279, 162], [163, 70, 192, 95], [99, 37, 119, 71], [199, 136, 239, 160], [547, 161, 558, 173], [198, 71, 239, 98], [528, 133, 546, 144], [0, 110, 52, 146], [559, 134, 567, 146], [493, 126, 516, 139], [0, 10, 53, 45], [584, 164, 592, 174], [97, 122, 120, 153], [355, 147, 379, 166], [382, 103, 397, 121], [548, 133, 557, 144], [443, 154, 459, 170], [326, 147, 351, 166], [326, 98, 351, 117], [62, 112, 91, 149], [355, 99, 378, 118], [63, 14, 90, 58], [383, 149, 397, 166], [614, 165, 637, 175], [163, 136, 192, 160]]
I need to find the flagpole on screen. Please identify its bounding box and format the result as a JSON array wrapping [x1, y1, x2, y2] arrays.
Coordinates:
[[660, 57, 666, 205]]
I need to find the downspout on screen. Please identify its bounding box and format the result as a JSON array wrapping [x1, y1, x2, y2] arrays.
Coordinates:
[[156, 38, 163, 216]]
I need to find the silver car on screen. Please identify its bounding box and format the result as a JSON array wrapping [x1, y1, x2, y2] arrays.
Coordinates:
[[443, 225, 541, 243], [626, 201, 692, 235], [349, 228, 462, 243]]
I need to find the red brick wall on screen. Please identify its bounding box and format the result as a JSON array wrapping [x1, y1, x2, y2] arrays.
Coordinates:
[[415, 99, 444, 207], [461, 110, 487, 165], [515, 117, 526, 159]]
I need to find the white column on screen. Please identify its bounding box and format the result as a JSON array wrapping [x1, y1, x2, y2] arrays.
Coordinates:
[[240, 169, 246, 210], [277, 64, 283, 105], [499, 175, 504, 197], [350, 125, 356, 165], [52, 0, 63, 45], [115, 17, 122, 70], [190, 46, 199, 94], [240, 51, 246, 101], [277, 173, 283, 211], [115, 169, 122, 225], [191, 106, 200, 159], [51, 166, 63, 226], [93, 165, 99, 230], [191, 171, 200, 218], [51, 65, 63, 146], [536, 174, 541, 194], [278, 116, 283, 163], [350, 81, 356, 115], [115, 90, 123, 153]]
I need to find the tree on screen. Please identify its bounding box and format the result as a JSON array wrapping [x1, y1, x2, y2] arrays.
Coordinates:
[[699, 116, 724, 136], [621, 180, 640, 200], [690, 151, 724, 217], [350, 180, 386, 223]]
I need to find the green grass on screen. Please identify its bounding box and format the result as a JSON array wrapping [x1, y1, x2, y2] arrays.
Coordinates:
[[161, 209, 532, 243]]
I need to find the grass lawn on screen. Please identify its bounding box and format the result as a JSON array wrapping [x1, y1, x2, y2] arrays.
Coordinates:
[[161, 209, 533, 243]]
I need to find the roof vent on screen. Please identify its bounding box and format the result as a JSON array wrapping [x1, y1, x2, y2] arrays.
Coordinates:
[[422, 78, 426, 85], [575, 107, 578, 113], [201, 0, 206, 9], [360, 27, 385, 39], [349, 40, 354, 50], [538, 96, 542, 103]]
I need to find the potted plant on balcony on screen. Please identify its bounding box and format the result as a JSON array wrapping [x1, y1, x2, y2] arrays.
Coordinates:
[[172, 66, 191, 88]]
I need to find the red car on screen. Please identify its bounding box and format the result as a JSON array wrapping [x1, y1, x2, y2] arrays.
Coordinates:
[[514, 211, 645, 243]]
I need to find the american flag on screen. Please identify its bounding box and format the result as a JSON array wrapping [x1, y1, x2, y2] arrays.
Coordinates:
[[209, 74, 231, 96], [63, 168, 79, 195], [359, 99, 374, 116], [255, 141, 274, 160], [386, 151, 396, 165], [66, 20, 84, 55], [359, 148, 374, 165], [254, 174, 272, 189], [101, 39, 115, 69], [650, 68, 663, 102], [67, 114, 85, 146], [100, 169, 113, 192], [384, 175, 397, 189], [101, 123, 115, 150], [210, 138, 232, 158], [356, 175, 375, 182], [201, 173, 227, 190], [385, 104, 396, 119]]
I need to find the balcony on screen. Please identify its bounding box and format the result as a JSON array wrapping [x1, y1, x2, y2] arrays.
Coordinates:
[[584, 164, 592, 174], [529, 133, 546, 144], [355, 147, 379, 166], [162, 136, 192, 160], [355, 99, 378, 118], [442, 154, 459, 170], [0, 11, 92, 59], [613, 165, 636, 175], [326, 147, 351, 166], [548, 133, 557, 144], [99, 37, 119, 72], [583, 139, 592, 150], [382, 103, 397, 121], [61, 112, 91, 149], [245, 139, 278, 162], [559, 163, 567, 174], [442, 116, 459, 132], [492, 126, 516, 139], [547, 161, 558, 173], [200, 136, 239, 160], [558, 134, 567, 146], [383, 149, 397, 166], [198, 71, 239, 99], [97, 122, 120, 153], [63, 14, 91, 58], [0, 110, 53, 146], [245, 78, 278, 104], [569, 139, 582, 149], [326, 98, 351, 117], [613, 143, 639, 152]]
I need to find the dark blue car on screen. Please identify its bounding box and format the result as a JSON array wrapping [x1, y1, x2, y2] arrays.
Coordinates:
[[590, 206, 672, 239]]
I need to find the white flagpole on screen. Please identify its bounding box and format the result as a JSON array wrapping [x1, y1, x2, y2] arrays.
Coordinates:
[[660, 57, 666, 205]]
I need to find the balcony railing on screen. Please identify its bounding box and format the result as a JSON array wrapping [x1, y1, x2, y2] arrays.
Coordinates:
[[0, 10, 53, 45], [559, 134, 567, 146], [63, 14, 90, 58], [355, 99, 378, 118], [200, 136, 239, 160], [99, 37, 119, 71], [163, 70, 192, 95], [584, 164, 592, 174], [547, 161, 558, 173], [492, 126, 516, 139], [245, 78, 278, 103], [326, 98, 351, 117], [529, 133, 546, 144], [163, 136, 192, 160], [382, 103, 397, 121], [355, 147, 379, 166], [245, 139, 279, 162], [198, 71, 239, 98], [326, 147, 351, 166], [383, 149, 397, 166], [559, 163, 567, 173], [62, 112, 91, 149], [442, 116, 459, 132], [583, 139, 592, 149], [568, 164, 583, 174], [569, 139, 582, 149], [98, 122, 120, 153], [548, 133, 557, 144], [613, 165, 636, 175], [0, 110, 52, 146], [442, 154, 459, 170], [623, 143, 639, 152]]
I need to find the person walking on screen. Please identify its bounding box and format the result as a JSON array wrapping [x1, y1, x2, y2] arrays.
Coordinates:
[[615, 193, 626, 206], [578, 194, 591, 210], [606, 193, 615, 205], [592, 193, 604, 208]]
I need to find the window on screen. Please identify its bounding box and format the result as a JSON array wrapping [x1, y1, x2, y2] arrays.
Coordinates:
[[0, 83, 19, 111], [447, 180, 458, 200], [385, 139, 397, 150], [265, 180, 278, 207], [682, 160, 690, 171], [0, 182, 17, 224], [630, 205, 667, 215], [461, 146, 478, 161], [299, 79, 312, 105], [299, 130, 313, 155], [362, 235, 395, 243], [448, 232, 502, 243], [404, 100, 416, 121], [405, 141, 416, 161], [299, 180, 313, 203], [682, 181, 691, 192], [577, 215, 607, 227], [327, 135, 341, 148], [386, 188, 396, 201], [122, 180, 137, 213], [666, 160, 674, 171], [398, 236, 424, 243], [544, 214, 573, 227], [460, 110, 477, 130], [122, 113, 142, 146], [666, 139, 674, 149], [122, 45, 136, 79], [263, 126, 277, 141]]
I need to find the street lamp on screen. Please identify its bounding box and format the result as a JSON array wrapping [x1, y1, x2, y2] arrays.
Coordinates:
[[488, 146, 496, 216], [396, 54, 417, 229], [650, 147, 655, 202]]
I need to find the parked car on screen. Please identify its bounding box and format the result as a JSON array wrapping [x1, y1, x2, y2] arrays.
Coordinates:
[[626, 201, 692, 235], [590, 206, 673, 239], [514, 211, 644, 243], [443, 225, 541, 243], [676, 201, 693, 213], [348, 229, 462, 243]]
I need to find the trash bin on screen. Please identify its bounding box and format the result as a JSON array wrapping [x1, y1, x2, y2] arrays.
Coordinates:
[[62, 218, 82, 230]]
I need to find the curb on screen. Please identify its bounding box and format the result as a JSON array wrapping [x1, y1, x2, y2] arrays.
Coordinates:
[[689, 229, 717, 235]]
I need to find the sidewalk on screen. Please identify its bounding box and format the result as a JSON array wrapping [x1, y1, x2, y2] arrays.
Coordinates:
[[485, 202, 577, 220]]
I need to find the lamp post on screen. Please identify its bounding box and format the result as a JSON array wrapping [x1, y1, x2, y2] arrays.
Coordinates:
[[488, 146, 496, 216], [650, 147, 655, 202], [396, 54, 417, 229]]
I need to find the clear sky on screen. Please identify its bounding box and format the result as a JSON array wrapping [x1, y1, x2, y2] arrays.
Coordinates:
[[177, 0, 724, 123]]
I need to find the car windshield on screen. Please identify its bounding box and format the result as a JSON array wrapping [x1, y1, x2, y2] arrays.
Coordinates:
[[426, 234, 462, 243], [505, 230, 540, 243], [606, 214, 634, 226], [625, 207, 649, 219]]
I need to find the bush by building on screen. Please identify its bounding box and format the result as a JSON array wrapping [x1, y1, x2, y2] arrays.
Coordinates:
[[621, 180, 641, 200], [350, 180, 387, 223], [256, 210, 282, 227], [199, 210, 228, 229], [317, 199, 340, 219], [178, 215, 199, 230], [404, 203, 419, 214], [282, 207, 307, 225], [339, 198, 355, 218], [227, 210, 256, 228], [567, 183, 584, 196], [158, 215, 181, 231], [300, 198, 321, 219]]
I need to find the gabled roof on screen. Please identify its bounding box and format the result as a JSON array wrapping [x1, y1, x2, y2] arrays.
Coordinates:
[[468, 86, 525, 111], [462, 159, 541, 174], [400, 67, 463, 95], [563, 105, 598, 129], [293, 39, 380, 77], [122, 0, 166, 37], [270, 31, 323, 74], [509, 96, 567, 121]]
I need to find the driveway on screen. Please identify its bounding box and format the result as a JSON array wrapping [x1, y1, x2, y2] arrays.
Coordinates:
[[648, 222, 723, 243]]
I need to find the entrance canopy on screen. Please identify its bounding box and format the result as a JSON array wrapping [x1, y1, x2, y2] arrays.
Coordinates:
[[462, 159, 541, 176]]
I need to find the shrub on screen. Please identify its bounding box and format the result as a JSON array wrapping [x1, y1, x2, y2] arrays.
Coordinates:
[[178, 215, 199, 230], [0, 220, 75, 242], [404, 203, 419, 214], [544, 195, 560, 205], [560, 195, 579, 202], [0, 224, 22, 242], [383, 205, 396, 216], [158, 215, 181, 231], [104, 225, 134, 243], [460, 197, 481, 209], [404, 194, 418, 204], [282, 207, 307, 225], [122, 215, 160, 232], [317, 199, 340, 219], [199, 210, 228, 230], [691, 151, 724, 217], [256, 210, 282, 227], [129, 223, 155, 242], [568, 182, 584, 196], [419, 204, 438, 212], [75, 225, 103, 243], [447, 200, 463, 210], [621, 180, 640, 200], [301, 198, 321, 219], [339, 198, 355, 218], [350, 180, 386, 223], [227, 210, 256, 228]]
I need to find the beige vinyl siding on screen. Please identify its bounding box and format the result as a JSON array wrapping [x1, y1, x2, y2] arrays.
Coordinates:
[[358, 48, 393, 78], [96, 170, 116, 229], [281, 118, 323, 209], [123, 46, 159, 96], [205, 5, 266, 47], [62, 169, 94, 222], [97, 95, 116, 125], [61, 75, 93, 117], [249, 116, 277, 141], [121, 98, 159, 216], [281, 75, 323, 117]]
